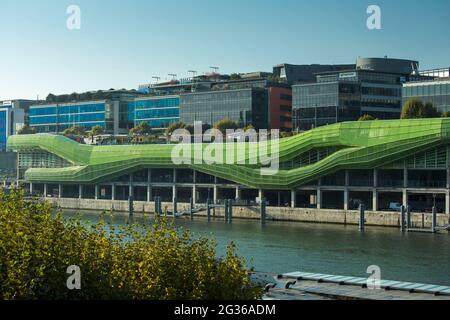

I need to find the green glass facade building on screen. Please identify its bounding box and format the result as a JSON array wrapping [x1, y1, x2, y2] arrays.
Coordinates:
[[8, 118, 450, 213]]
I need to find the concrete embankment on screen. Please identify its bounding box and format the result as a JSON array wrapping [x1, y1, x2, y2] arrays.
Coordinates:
[[47, 198, 450, 229]]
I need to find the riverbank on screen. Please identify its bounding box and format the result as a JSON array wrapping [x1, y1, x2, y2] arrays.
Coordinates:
[[48, 197, 450, 229]]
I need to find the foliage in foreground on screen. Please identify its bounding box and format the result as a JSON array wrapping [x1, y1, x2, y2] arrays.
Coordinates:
[[0, 189, 262, 300]]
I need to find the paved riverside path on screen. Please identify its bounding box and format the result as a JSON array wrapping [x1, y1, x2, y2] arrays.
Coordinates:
[[251, 272, 450, 300]]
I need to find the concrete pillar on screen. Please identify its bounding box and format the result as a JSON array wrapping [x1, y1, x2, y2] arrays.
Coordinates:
[[173, 168, 177, 184], [447, 168, 450, 189], [44, 184, 47, 197], [111, 184, 115, 201], [148, 169, 152, 183], [402, 189, 408, 207], [172, 184, 176, 201], [192, 185, 197, 204], [291, 190, 296, 208], [129, 184, 133, 199], [29, 182, 33, 195], [58, 184, 62, 198], [95, 184, 99, 200], [344, 189, 349, 211], [235, 186, 241, 200], [213, 185, 218, 204], [372, 189, 378, 212], [317, 188, 322, 209], [79, 185, 82, 199], [446, 190, 450, 215], [147, 185, 152, 202], [258, 189, 264, 203], [373, 169, 378, 188], [404, 167, 408, 189]]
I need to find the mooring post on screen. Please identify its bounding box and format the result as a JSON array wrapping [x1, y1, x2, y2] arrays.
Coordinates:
[[172, 197, 177, 218], [207, 198, 211, 222], [224, 199, 229, 222], [260, 198, 267, 225], [128, 195, 134, 218], [406, 205, 412, 229], [158, 196, 162, 215], [157, 196, 162, 215], [400, 205, 406, 232], [432, 206, 437, 233], [190, 197, 194, 220], [359, 204, 365, 231], [154, 196, 160, 215]]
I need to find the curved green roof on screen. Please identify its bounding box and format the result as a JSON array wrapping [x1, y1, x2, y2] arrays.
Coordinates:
[[8, 119, 450, 189]]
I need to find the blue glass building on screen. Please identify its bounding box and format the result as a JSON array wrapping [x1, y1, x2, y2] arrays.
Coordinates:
[[130, 96, 180, 129], [0, 100, 29, 151], [0, 109, 7, 151], [29, 100, 127, 134]]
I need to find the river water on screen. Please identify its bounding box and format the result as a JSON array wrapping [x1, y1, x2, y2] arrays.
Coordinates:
[[62, 210, 450, 286]]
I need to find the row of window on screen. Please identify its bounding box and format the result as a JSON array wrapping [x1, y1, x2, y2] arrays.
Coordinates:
[[29, 103, 105, 116], [403, 83, 450, 97], [29, 113, 106, 125], [132, 98, 180, 110], [134, 108, 179, 120]]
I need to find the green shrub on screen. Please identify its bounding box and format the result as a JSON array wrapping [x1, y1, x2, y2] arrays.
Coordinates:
[[0, 189, 262, 300], [358, 114, 376, 121]]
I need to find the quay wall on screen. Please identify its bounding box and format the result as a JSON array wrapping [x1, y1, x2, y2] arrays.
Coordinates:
[[48, 198, 450, 228]]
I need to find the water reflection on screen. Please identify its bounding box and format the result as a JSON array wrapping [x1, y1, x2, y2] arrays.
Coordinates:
[[61, 210, 450, 286]]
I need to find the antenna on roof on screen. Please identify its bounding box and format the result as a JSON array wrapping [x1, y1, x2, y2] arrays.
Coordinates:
[[152, 76, 161, 84]]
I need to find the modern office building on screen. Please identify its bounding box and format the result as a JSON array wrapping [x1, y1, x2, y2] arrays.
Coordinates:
[[292, 57, 427, 130], [8, 118, 450, 214], [0, 100, 29, 151], [179, 78, 292, 130], [28, 90, 144, 134], [403, 78, 450, 113], [130, 95, 180, 129], [180, 88, 269, 129], [29, 100, 129, 135]]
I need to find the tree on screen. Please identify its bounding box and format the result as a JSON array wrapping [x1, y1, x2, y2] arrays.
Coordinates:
[[230, 73, 241, 80], [63, 126, 86, 136], [442, 111, 450, 118], [213, 118, 239, 134], [401, 98, 440, 119], [358, 114, 376, 121], [129, 122, 152, 136], [46, 94, 56, 103], [0, 189, 262, 300], [17, 125, 37, 135], [89, 125, 104, 143], [165, 122, 186, 136]]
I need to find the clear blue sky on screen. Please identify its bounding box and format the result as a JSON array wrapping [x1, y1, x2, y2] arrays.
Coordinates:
[[1, 0, 449, 100]]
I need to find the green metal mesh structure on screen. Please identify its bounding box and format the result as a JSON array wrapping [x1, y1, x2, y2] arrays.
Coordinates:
[[8, 119, 450, 190]]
